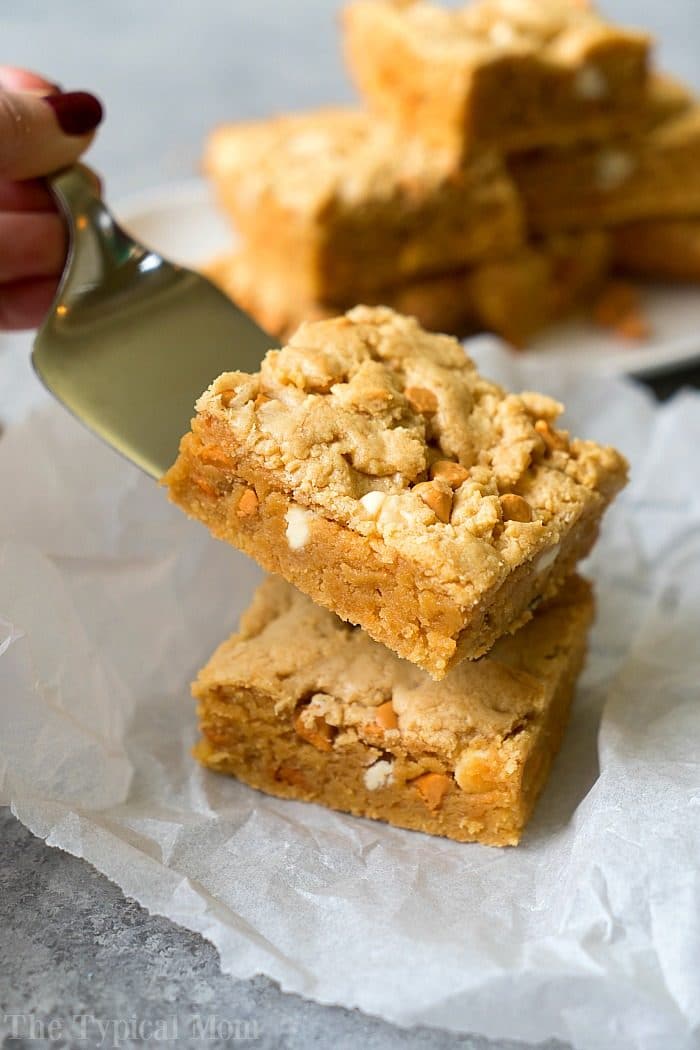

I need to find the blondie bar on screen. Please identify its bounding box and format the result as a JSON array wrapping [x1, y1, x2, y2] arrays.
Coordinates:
[[343, 0, 650, 156], [165, 307, 627, 678], [204, 108, 523, 301], [194, 574, 594, 846], [510, 82, 700, 234], [613, 218, 700, 283], [206, 232, 610, 346]]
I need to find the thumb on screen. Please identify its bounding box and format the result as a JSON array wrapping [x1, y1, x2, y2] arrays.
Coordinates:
[[0, 64, 61, 94], [0, 88, 103, 180]]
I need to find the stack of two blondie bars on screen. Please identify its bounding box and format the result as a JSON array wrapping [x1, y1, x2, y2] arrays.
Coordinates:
[[203, 0, 657, 346], [165, 307, 627, 846]]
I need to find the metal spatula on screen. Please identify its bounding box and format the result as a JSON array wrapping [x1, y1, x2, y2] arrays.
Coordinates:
[[32, 165, 277, 479]]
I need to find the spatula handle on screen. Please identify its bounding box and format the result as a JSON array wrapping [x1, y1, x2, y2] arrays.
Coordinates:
[[50, 165, 148, 303]]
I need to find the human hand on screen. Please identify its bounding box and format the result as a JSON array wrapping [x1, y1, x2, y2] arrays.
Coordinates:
[[0, 67, 103, 331]]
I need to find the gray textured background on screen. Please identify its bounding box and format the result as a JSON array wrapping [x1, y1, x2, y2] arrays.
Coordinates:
[[4, 0, 700, 198], [2, 3, 700, 1048]]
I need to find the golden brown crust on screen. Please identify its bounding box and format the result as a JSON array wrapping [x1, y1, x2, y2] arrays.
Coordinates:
[[164, 307, 627, 677], [343, 0, 651, 155], [193, 574, 594, 846], [165, 441, 607, 675], [205, 107, 523, 300]]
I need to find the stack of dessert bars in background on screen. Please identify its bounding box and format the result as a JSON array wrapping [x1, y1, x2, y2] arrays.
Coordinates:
[[166, 304, 628, 846], [204, 0, 700, 348]]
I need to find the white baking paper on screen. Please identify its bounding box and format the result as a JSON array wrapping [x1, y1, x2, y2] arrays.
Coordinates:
[[2, 337, 700, 1050]]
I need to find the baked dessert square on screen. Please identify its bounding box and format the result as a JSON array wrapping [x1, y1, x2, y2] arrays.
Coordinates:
[[343, 0, 651, 156], [466, 231, 611, 344], [612, 218, 700, 283], [206, 231, 610, 347], [165, 307, 627, 678], [204, 107, 524, 301], [509, 79, 700, 234], [193, 574, 594, 847]]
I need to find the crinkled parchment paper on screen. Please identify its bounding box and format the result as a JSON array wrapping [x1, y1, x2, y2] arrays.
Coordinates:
[[2, 338, 700, 1050]]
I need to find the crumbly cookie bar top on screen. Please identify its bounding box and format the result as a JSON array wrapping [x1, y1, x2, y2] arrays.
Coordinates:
[[195, 307, 626, 587]]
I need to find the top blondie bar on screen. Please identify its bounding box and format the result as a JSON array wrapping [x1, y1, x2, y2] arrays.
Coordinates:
[[343, 0, 651, 155], [165, 308, 627, 678]]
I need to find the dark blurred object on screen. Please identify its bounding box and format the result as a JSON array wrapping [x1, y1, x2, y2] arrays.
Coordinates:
[[646, 363, 700, 400]]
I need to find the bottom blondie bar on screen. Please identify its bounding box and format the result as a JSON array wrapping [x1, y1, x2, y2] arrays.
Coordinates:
[[193, 575, 593, 847], [206, 233, 609, 347]]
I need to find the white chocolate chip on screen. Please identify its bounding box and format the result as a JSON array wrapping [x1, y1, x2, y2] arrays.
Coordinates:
[[536, 543, 560, 574], [377, 494, 419, 530], [575, 65, 608, 100], [363, 759, 394, 791], [489, 20, 516, 46], [359, 490, 387, 518], [285, 506, 313, 550], [595, 149, 636, 191]]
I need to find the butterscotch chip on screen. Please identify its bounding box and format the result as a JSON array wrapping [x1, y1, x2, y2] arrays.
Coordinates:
[[535, 419, 569, 452], [193, 477, 217, 498], [199, 445, 231, 468], [500, 494, 534, 523], [430, 460, 470, 488], [165, 307, 627, 679], [592, 280, 651, 342], [236, 488, 259, 518], [413, 481, 452, 523], [361, 723, 387, 746], [413, 772, 451, 812], [219, 389, 237, 408], [192, 574, 595, 846], [405, 386, 438, 416], [294, 711, 333, 752], [375, 701, 398, 730]]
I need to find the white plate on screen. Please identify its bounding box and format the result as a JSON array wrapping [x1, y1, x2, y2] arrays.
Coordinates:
[[116, 179, 700, 378]]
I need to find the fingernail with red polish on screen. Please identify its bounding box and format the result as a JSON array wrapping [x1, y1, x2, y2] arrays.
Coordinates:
[[44, 91, 104, 136]]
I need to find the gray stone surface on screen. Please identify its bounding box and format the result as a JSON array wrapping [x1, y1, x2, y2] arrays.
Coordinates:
[[2, 2, 700, 1048], [0, 811, 568, 1050]]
